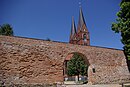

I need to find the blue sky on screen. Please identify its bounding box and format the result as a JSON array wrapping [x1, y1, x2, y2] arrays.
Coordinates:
[[0, 0, 123, 49]]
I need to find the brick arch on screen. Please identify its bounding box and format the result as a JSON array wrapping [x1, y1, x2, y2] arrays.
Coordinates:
[[64, 52, 90, 65], [63, 52, 91, 83]]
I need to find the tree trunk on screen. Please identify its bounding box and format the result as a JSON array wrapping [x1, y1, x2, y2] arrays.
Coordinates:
[[78, 74, 79, 81]]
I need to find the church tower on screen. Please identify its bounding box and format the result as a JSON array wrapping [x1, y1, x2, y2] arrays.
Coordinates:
[[69, 16, 77, 44], [69, 7, 90, 46]]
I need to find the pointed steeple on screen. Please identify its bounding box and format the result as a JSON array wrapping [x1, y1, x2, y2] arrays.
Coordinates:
[[69, 6, 90, 46], [77, 7, 86, 32], [70, 16, 76, 40]]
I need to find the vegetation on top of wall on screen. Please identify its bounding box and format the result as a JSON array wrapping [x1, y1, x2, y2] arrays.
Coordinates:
[[0, 24, 14, 36]]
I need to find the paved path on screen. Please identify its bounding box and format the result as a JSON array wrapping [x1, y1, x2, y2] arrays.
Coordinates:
[[58, 81, 130, 87], [66, 84, 121, 87], [58, 84, 122, 87]]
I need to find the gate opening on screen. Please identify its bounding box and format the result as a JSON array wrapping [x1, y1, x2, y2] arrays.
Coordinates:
[[63, 52, 90, 84]]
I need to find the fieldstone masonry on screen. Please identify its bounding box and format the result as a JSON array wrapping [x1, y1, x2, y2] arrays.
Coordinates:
[[0, 36, 130, 85]]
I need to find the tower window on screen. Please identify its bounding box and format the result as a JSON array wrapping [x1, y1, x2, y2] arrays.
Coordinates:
[[83, 34, 86, 41]]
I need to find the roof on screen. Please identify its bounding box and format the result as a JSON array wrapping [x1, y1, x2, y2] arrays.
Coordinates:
[[71, 16, 77, 35], [78, 7, 86, 29]]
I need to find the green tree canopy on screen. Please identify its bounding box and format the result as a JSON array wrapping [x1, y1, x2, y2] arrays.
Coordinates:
[[67, 53, 88, 77], [0, 24, 14, 36], [112, 0, 130, 60]]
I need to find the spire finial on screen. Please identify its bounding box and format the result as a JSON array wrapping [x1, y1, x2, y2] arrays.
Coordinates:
[[79, 1, 81, 8]]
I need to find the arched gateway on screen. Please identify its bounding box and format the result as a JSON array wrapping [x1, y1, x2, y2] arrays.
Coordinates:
[[63, 52, 90, 83], [0, 36, 130, 85]]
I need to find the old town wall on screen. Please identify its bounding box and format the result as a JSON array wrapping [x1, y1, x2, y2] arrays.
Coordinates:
[[0, 36, 130, 85]]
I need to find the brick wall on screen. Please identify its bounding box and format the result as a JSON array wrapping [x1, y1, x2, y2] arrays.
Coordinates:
[[0, 36, 130, 85]]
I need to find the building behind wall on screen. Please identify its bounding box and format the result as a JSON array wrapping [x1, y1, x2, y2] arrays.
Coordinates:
[[69, 7, 90, 46]]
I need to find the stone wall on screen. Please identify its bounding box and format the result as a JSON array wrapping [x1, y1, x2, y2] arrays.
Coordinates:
[[0, 36, 130, 85]]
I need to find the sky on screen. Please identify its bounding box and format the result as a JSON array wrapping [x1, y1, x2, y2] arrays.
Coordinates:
[[0, 0, 123, 49]]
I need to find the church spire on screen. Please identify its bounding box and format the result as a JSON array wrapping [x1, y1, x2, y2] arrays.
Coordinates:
[[70, 16, 76, 41], [77, 7, 87, 32], [69, 6, 90, 46]]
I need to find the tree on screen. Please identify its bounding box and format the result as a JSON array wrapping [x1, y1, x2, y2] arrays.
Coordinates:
[[0, 24, 14, 36], [67, 53, 88, 81], [46, 38, 51, 41], [111, 0, 130, 60]]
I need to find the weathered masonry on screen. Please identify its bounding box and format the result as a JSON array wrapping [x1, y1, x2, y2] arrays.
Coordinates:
[[0, 36, 130, 85]]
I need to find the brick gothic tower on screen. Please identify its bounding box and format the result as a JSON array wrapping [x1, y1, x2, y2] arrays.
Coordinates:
[[69, 7, 90, 46]]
